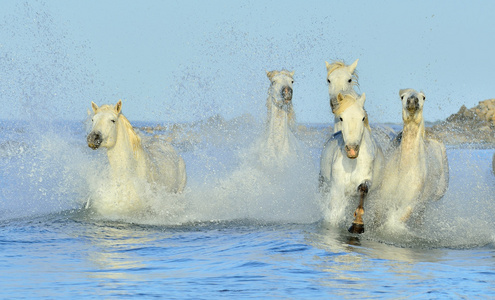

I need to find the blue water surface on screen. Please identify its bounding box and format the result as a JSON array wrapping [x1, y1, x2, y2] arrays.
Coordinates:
[[1, 120, 495, 299]]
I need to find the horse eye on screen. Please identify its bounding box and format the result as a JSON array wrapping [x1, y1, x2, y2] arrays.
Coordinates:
[[362, 117, 365, 121], [423, 96, 426, 101], [111, 119, 116, 123], [348, 78, 352, 83], [327, 79, 331, 84], [339, 117, 343, 121]]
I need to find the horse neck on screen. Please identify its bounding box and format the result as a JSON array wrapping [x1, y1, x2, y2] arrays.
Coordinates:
[[400, 114, 426, 166], [358, 124, 374, 154], [106, 120, 145, 176], [265, 96, 294, 154]]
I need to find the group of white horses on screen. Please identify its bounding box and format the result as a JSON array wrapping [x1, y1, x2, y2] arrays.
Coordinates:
[[319, 60, 448, 233], [86, 59, 449, 233]]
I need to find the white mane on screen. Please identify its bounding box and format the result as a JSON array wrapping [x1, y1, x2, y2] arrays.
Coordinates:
[[325, 59, 360, 132]]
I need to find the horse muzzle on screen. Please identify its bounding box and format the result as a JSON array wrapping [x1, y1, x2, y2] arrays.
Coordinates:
[[281, 86, 293, 103], [406, 96, 420, 113], [87, 132, 102, 150], [345, 144, 360, 159]]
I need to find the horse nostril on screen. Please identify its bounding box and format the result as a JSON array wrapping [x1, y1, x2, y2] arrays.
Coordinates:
[[407, 96, 419, 110], [87, 132, 102, 149], [282, 86, 293, 101]]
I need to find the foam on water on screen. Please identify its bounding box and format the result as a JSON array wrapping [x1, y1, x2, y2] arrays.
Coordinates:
[[3, 116, 495, 250], [80, 117, 322, 225], [365, 147, 495, 248], [1, 2, 494, 250], [182, 129, 321, 224]]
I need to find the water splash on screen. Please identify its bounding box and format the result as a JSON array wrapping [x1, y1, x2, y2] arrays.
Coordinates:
[[1, 2, 494, 252], [366, 148, 495, 248], [0, 121, 91, 220]]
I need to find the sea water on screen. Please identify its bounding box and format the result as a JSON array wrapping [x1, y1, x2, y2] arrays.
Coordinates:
[[1, 120, 494, 299], [1, 2, 494, 297]]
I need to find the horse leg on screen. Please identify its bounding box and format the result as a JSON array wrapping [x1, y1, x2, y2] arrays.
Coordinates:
[[400, 206, 413, 223], [318, 174, 329, 194], [348, 182, 368, 234]]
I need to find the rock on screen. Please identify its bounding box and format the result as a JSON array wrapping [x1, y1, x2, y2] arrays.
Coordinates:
[[429, 99, 495, 146], [446, 105, 477, 122]]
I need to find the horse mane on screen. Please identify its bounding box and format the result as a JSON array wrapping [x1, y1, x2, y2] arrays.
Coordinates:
[[334, 95, 370, 130], [326, 60, 359, 83], [118, 113, 142, 156], [96, 104, 142, 156]]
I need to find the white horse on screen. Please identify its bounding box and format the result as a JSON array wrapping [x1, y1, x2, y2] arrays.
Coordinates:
[[86, 100, 187, 213], [320, 93, 384, 233], [379, 89, 449, 224], [259, 70, 301, 166], [325, 59, 360, 132]]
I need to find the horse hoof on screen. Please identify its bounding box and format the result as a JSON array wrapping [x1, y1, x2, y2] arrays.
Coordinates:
[[348, 223, 365, 234], [357, 183, 368, 194]]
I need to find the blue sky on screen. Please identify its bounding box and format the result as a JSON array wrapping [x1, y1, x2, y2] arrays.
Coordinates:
[[1, 1, 494, 124]]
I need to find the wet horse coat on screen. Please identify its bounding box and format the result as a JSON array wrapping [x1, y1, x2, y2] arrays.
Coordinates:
[[320, 93, 384, 233], [259, 70, 300, 166], [379, 89, 449, 224], [86, 100, 187, 214]]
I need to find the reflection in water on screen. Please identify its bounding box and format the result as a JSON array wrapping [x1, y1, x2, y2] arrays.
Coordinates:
[[77, 220, 164, 293], [305, 222, 447, 297]]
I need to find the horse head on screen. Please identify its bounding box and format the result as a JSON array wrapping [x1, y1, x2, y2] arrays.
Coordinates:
[[87, 100, 122, 150], [399, 88, 425, 123], [336, 93, 368, 159], [266, 70, 294, 110], [325, 59, 359, 112]]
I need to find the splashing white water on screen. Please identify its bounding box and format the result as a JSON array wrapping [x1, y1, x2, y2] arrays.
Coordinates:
[[367, 148, 495, 248]]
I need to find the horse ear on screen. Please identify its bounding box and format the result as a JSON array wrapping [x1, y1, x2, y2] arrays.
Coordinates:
[[337, 93, 345, 103], [115, 100, 122, 114], [290, 71, 295, 77], [266, 71, 276, 80], [325, 61, 330, 70], [91, 101, 98, 113], [349, 59, 359, 74], [358, 93, 366, 106]]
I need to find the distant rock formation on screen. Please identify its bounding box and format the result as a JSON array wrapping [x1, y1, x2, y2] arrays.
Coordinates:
[[138, 99, 495, 148], [427, 99, 495, 146]]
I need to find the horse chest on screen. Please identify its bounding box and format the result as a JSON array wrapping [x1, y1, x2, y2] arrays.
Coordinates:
[[332, 154, 371, 195], [264, 116, 298, 161], [399, 143, 427, 180]]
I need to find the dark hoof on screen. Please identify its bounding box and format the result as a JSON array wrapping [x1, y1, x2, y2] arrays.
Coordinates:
[[348, 223, 365, 234], [357, 183, 368, 194]]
